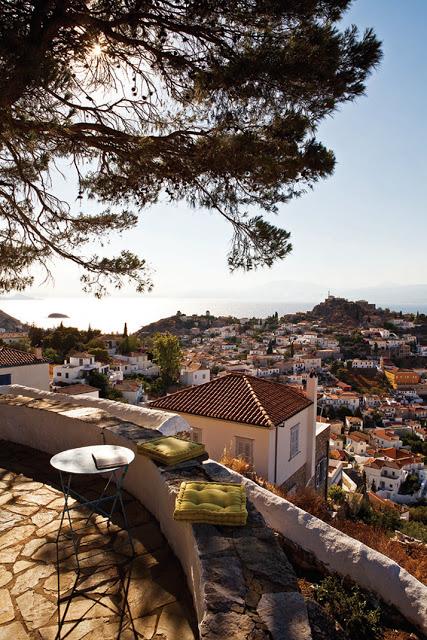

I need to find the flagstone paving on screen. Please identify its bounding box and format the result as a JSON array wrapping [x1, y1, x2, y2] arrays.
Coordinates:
[[0, 441, 198, 639]]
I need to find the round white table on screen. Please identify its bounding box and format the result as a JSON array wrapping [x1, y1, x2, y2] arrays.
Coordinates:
[[51, 445, 135, 567], [51, 444, 134, 475]]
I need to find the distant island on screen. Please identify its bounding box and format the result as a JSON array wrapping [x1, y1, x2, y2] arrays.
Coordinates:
[[48, 313, 69, 319]]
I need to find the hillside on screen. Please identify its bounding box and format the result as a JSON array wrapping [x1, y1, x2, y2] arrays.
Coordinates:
[[310, 297, 377, 325], [0, 308, 25, 331], [134, 312, 238, 337]]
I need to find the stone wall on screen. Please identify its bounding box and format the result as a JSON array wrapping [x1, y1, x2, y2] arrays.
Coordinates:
[[0, 383, 188, 434], [1, 386, 426, 637], [314, 425, 330, 497], [280, 463, 307, 493], [212, 461, 427, 635], [0, 389, 313, 640]]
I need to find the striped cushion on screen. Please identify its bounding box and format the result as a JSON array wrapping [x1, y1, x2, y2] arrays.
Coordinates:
[[174, 481, 247, 526], [137, 436, 205, 465]]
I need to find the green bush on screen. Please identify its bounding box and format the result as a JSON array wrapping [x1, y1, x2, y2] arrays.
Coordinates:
[[328, 485, 346, 505], [408, 505, 427, 524], [401, 521, 427, 543], [356, 501, 401, 532], [399, 474, 421, 495], [314, 576, 382, 640]]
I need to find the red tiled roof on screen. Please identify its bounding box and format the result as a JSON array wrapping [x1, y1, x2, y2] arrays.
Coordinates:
[[347, 432, 370, 443], [149, 373, 312, 428], [0, 347, 47, 368], [56, 384, 99, 395]]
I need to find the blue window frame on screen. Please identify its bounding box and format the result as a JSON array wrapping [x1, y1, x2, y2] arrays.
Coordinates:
[[0, 373, 12, 385]]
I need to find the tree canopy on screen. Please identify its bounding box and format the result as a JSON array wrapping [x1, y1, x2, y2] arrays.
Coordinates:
[[152, 332, 182, 386], [0, 1, 381, 295]]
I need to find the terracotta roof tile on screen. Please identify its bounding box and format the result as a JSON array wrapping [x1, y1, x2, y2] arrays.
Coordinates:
[[0, 347, 47, 368], [149, 373, 312, 428], [56, 384, 99, 395]]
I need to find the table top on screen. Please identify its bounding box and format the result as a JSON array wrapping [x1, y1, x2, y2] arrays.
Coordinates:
[[50, 445, 135, 475]]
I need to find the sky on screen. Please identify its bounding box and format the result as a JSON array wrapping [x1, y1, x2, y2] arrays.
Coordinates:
[[22, 0, 427, 300]]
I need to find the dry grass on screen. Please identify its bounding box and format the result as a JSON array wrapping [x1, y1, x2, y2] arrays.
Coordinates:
[[220, 454, 427, 585], [220, 451, 253, 477], [332, 519, 427, 585]]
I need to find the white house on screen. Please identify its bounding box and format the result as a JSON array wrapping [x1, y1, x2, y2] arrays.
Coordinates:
[[53, 352, 109, 385], [370, 428, 403, 449], [102, 334, 123, 355], [351, 359, 378, 370], [317, 337, 339, 349], [345, 416, 363, 431], [0, 347, 49, 391], [0, 331, 29, 345], [328, 459, 344, 487], [320, 392, 360, 413], [329, 433, 344, 451], [149, 372, 323, 493], [180, 364, 210, 386], [345, 431, 370, 456], [116, 352, 160, 378], [364, 459, 403, 494], [115, 380, 144, 404], [293, 356, 322, 374], [363, 394, 381, 408], [255, 366, 280, 378], [390, 319, 415, 330]]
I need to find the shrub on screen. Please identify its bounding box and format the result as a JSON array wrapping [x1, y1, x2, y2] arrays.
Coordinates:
[[314, 576, 382, 640], [220, 451, 253, 477], [284, 487, 331, 521], [357, 502, 402, 532], [409, 504, 427, 524], [328, 485, 346, 505], [399, 474, 421, 495], [401, 521, 427, 543]]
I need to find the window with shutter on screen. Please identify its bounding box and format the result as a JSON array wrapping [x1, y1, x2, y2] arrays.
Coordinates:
[[290, 424, 300, 459], [235, 437, 254, 465]]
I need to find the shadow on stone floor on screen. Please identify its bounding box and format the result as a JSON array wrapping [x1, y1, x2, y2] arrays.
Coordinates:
[[0, 440, 198, 640]]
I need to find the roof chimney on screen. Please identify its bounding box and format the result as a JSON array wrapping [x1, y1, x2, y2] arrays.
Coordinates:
[[305, 370, 318, 403], [305, 370, 318, 485], [32, 347, 43, 359]]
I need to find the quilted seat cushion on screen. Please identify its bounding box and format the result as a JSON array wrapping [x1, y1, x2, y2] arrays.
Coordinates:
[[137, 436, 205, 465], [173, 481, 247, 526]]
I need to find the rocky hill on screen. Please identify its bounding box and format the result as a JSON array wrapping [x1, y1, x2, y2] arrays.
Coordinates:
[[0, 308, 25, 331], [308, 297, 378, 326]]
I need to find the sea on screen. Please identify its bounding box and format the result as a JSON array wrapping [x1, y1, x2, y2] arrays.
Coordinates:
[[1, 297, 427, 334]]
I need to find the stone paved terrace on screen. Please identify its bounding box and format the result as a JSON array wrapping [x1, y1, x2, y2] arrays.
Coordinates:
[[0, 441, 198, 640]]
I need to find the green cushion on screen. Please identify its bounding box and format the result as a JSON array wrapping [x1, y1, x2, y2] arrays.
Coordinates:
[[174, 481, 247, 526], [137, 436, 205, 465]]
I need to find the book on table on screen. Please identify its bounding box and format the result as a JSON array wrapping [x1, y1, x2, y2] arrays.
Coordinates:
[[92, 452, 128, 470]]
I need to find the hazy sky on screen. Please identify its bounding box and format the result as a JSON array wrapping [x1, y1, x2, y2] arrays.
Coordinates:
[[28, 0, 427, 299]]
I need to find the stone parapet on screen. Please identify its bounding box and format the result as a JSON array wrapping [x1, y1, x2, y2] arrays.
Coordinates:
[[0, 386, 426, 637], [0, 388, 311, 640]]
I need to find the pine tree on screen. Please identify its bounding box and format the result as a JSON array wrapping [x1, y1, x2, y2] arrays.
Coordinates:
[[0, 1, 381, 295]]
